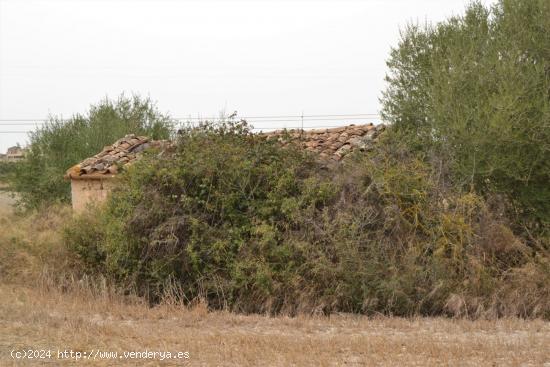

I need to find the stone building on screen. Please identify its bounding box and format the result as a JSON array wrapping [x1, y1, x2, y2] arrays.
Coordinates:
[[65, 124, 385, 212], [64, 134, 169, 212]]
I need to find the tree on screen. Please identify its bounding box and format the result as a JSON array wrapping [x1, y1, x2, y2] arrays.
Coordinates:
[[381, 0, 550, 229]]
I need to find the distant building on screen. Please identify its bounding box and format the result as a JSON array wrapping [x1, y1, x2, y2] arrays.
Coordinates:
[[1, 146, 26, 162]]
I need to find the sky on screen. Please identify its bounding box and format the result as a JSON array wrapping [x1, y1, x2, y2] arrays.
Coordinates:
[[0, 0, 497, 153]]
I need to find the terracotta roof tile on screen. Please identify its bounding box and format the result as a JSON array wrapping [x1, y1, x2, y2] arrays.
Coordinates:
[[65, 124, 385, 180], [262, 123, 385, 160], [65, 134, 171, 180]]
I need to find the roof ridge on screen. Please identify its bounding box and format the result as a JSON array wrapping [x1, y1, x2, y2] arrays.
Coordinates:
[[262, 123, 385, 161], [65, 123, 386, 179]]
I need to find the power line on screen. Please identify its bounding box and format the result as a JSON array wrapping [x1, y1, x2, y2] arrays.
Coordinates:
[[0, 113, 383, 134], [0, 120, 381, 128], [0, 117, 382, 127], [0, 124, 380, 134], [0, 123, 43, 126], [0, 113, 381, 122]]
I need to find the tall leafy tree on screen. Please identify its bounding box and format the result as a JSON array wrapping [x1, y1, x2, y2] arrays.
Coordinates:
[[381, 0, 550, 229]]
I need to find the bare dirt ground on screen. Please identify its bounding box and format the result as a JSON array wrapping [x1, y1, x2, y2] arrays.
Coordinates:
[[1, 285, 549, 366]]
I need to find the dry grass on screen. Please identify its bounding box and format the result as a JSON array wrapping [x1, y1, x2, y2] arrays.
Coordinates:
[[0, 202, 72, 285], [1, 284, 549, 366], [0, 190, 16, 216]]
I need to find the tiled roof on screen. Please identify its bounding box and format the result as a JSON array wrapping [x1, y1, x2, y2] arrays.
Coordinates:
[[65, 134, 171, 180], [65, 124, 385, 180], [263, 123, 385, 160]]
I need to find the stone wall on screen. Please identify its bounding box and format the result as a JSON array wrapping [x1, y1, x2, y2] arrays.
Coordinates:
[[70, 178, 117, 213]]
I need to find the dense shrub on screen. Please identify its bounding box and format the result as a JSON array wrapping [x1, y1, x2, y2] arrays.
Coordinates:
[[381, 0, 550, 230], [0, 162, 17, 185], [10, 94, 174, 209], [64, 122, 550, 318]]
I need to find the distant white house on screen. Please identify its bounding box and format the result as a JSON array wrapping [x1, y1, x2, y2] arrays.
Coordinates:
[[1, 146, 26, 162]]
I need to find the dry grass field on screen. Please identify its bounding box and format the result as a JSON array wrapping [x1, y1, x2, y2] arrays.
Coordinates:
[[0, 189, 15, 216], [0, 194, 549, 366], [1, 284, 549, 366]]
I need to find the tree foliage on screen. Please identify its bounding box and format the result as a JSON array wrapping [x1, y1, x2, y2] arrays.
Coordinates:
[[381, 0, 550, 228]]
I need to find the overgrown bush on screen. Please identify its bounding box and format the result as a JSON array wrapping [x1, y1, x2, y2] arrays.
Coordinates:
[[64, 121, 550, 318], [381, 0, 550, 231], [10, 94, 174, 209], [0, 162, 17, 185]]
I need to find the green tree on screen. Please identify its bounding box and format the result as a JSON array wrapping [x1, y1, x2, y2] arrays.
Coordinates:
[[11, 94, 174, 208], [381, 0, 550, 229]]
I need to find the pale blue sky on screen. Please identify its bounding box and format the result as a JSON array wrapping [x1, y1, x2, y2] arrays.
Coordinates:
[[0, 0, 497, 152]]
